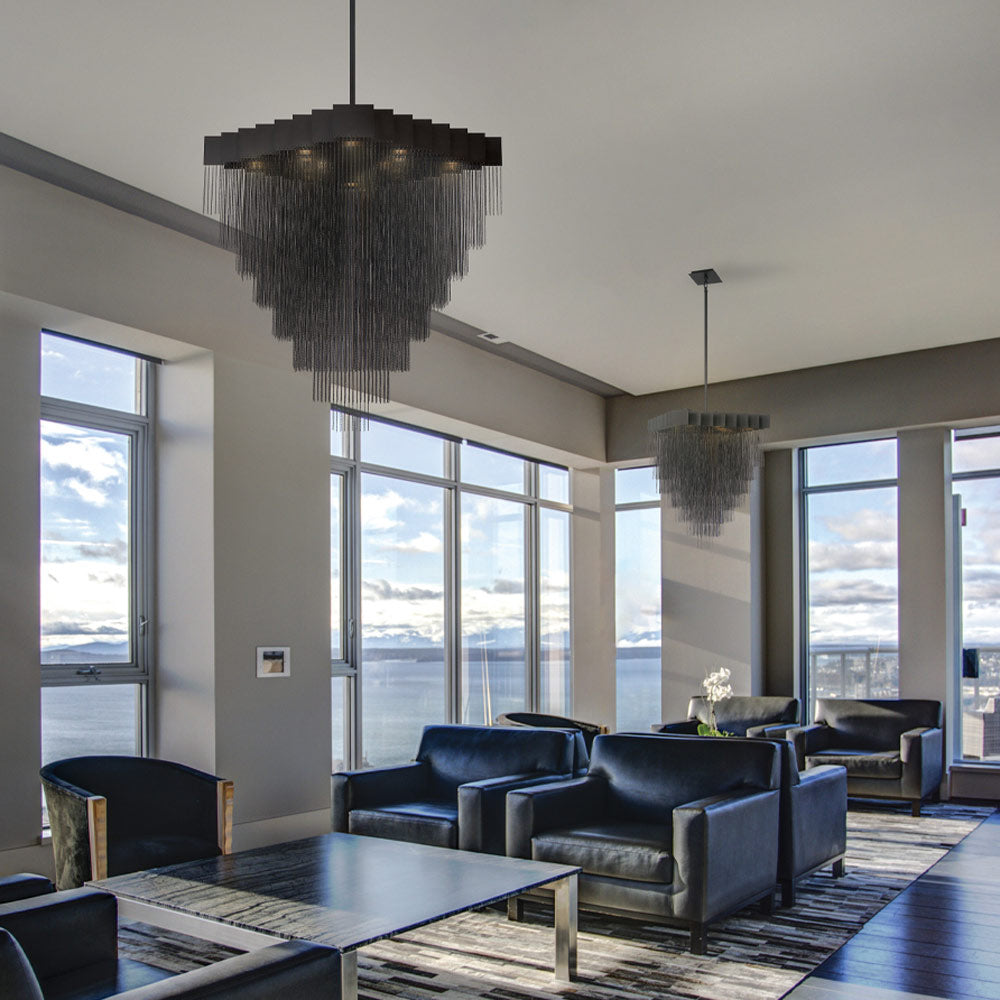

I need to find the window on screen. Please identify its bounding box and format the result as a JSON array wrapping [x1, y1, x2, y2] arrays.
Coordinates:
[[39, 332, 153, 807], [615, 467, 661, 732], [953, 429, 1000, 763], [800, 440, 899, 717], [330, 413, 573, 767]]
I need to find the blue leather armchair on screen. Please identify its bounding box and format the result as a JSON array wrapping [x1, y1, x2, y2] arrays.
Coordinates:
[[506, 733, 781, 953], [788, 698, 944, 816], [0, 886, 340, 1000], [332, 723, 580, 855], [653, 695, 800, 738]]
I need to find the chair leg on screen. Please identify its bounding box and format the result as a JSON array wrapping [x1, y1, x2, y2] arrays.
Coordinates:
[[759, 890, 775, 916], [832, 858, 846, 879], [780, 880, 796, 908], [911, 800, 922, 818], [689, 924, 707, 955], [507, 896, 524, 922]]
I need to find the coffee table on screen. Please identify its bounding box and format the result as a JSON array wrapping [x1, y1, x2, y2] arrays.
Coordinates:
[[92, 832, 579, 999]]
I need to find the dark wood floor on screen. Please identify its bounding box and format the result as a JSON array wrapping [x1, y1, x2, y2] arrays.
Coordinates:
[[784, 809, 1000, 1000]]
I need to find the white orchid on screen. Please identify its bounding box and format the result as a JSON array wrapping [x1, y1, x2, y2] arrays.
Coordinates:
[[703, 667, 733, 704], [700, 667, 734, 736]]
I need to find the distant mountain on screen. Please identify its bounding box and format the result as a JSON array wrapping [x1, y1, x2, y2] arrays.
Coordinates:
[[42, 640, 129, 664]]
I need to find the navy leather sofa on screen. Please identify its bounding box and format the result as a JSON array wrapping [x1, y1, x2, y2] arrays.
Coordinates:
[[788, 698, 944, 816], [0, 886, 340, 1000], [506, 733, 781, 953], [332, 723, 581, 855], [653, 695, 800, 738]]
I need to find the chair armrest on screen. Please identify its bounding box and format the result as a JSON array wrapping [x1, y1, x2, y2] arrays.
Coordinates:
[[650, 720, 700, 734], [0, 888, 117, 981], [748, 723, 798, 739], [332, 761, 430, 830], [900, 726, 944, 799], [505, 776, 607, 859], [787, 723, 830, 769], [40, 776, 103, 889], [672, 788, 780, 923], [0, 875, 55, 905], [786, 765, 847, 876], [458, 771, 572, 854], [115, 940, 341, 1000]]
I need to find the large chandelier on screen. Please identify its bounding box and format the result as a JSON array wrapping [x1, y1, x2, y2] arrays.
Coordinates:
[[203, 0, 501, 406], [648, 269, 769, 539]]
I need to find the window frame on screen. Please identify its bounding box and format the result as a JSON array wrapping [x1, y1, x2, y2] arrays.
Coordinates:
[[797, 439, 899, 719], [39, 345, 154, 759], [613, 466, 662, 733], [329, 412, 572, 769]]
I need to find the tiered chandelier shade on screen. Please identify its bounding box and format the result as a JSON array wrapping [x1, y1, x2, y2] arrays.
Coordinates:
[[204, 102, 501, 406], [649, 409, 769, 539], [648, 270, 770, 540]]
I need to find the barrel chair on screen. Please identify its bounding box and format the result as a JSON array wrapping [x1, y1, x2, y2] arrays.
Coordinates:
[[41, 756, 233, 890]]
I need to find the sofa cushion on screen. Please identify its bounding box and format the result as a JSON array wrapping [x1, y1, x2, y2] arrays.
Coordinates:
[[109, 835, 220, 877], [806, 749, 902, 780], [532, 822, 673, 884], [0, 929, 43, 1000], [348, 802, 457, 849]]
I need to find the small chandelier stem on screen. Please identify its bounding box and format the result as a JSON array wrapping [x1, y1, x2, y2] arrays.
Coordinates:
[[703, 280, 709, 412], [349, 0, 356, 105]]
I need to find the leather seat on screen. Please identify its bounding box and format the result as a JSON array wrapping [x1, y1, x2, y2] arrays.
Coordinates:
[[532, 822, 673, 883], [495, 711, 605, 766], [788, 698, 944, 816], [333, 723, 579, 855]]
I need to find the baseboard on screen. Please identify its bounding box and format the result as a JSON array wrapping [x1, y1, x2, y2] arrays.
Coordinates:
[[0, 841, 55, 880], [231, 809, 332, 852], [948, 764, 1000, 802]]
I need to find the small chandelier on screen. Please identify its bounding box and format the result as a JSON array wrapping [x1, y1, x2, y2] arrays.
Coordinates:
[[648, 269, 769, 539], [203, 0, 501, 406]]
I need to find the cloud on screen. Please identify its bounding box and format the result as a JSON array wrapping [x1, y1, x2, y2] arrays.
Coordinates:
[[808, 577, 897, 607], [361, 490, 412, 532], [809, 540, 896, 571], [822, 508, 896, 543], [376, 531, 443, 554], [88, 573, 127, 587], [488, 578, 524, 595], [41, 620, 126, 636], [41, 432, 127, 509], [44, 540, 127, 564], [363, 579, 443, 602]]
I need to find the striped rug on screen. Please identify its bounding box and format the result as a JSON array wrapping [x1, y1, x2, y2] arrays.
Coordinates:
[[121, 802, 993, 1000]]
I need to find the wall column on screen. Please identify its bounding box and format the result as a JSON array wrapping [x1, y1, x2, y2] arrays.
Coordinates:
[[660, 475, 763, 722], [897, 429, 955, 752]]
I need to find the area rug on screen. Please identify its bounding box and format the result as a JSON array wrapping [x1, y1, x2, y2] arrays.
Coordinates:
[[120, 802, 994, 1000]]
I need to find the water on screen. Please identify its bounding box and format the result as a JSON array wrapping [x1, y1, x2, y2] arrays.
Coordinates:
[[41, 657, 661, 775]]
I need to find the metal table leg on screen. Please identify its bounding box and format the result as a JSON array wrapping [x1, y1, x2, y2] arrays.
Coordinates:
[[341, 949, 358, 1000], [552, 874, 577, 981]]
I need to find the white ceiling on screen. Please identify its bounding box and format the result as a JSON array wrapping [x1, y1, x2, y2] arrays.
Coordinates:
[[3, 1, 999, 396]]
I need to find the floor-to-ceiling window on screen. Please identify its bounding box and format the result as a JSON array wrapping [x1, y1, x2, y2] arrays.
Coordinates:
[[39, 332, 153, 819], [800, 439, 899, 717], [614, 466, 661, 732], [953, 428, 1000, 763], [330, 413, 572, 768]]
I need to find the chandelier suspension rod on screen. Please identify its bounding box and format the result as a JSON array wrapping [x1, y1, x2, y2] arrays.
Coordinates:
[[703, 280, 709, 412], [349, 0, 356, 105]]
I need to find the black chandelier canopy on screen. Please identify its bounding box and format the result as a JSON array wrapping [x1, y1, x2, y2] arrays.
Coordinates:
[[203, 2, 501, 407]]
